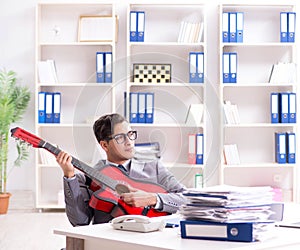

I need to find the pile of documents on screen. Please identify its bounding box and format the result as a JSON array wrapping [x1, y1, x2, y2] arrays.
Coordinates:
[[133, 142, 161, 162], [179, 185, 281, 242]]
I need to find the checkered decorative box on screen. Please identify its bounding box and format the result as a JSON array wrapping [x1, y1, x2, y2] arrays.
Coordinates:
[[133, 64, 171, 83]]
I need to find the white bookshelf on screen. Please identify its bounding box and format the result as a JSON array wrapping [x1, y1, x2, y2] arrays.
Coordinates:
[[35, 2, 116, 209], [126, 2, 207, 188], [219, 3, 298, 202]]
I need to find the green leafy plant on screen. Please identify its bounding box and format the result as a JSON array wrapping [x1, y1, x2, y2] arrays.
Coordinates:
[[0, 69, 30, 194]]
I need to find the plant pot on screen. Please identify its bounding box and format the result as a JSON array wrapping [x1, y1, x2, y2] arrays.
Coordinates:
[[0, 193, 12, 214]]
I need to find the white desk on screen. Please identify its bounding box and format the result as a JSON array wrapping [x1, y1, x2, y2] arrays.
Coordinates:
[[54, 223, 300, 250]]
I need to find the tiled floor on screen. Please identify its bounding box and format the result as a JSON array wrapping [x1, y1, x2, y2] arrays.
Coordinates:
[[0, 191, 72, 250]]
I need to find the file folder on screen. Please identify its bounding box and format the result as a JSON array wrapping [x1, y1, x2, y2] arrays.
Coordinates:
[[104, 52, 112, 83], [222, 53, 230, 83], [145, 92, 154, 123], [180, 220, 273, 242], [38, 91, 46, 123], [229, 12, 237, 42], [189, 52, 197, 83], [271, 93, 279, 123], [138, 92, 146, 123], [288, 92, 296, 123], [96, 52, 105, 83], [196, 133, 204, 164], [222, 12, 229, 43], [188, 134, 196, 164], [129, 11, 138, 42], [45, 92, 53, 123], [229, 53, 237, 83], [197, 52, 204, 83], [137, 11, 145, 42], [280, 93, 289, 123], [287, 132, 296, 164], [275, 132, 286, 164], [280, 12, 288, 42], [236, 12, 244, 43], [129, 92, 138, 123], [288, 12, 296, 43], [53, 92, 61, 123]]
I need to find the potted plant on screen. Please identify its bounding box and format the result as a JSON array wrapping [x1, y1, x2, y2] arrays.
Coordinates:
[[0, 69, 30, 214]]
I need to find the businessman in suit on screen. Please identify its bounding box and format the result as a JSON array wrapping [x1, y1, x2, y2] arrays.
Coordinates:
[[56, 113, 187, 226]]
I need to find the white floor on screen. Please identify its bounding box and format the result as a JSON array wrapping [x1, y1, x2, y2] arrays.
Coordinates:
[[0, 191, 72, 250]]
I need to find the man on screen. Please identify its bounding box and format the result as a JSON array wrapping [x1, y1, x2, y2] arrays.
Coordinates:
[[57, 113, 187, 226]]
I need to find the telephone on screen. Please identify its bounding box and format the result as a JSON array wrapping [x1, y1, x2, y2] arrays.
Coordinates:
[[111, 215, 166, 233]]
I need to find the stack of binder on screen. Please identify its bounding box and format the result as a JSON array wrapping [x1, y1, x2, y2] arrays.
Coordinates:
[[270, 92, 296, 124], [38, 91, 61, 123], [275, 132, 296, 164], [188, 133, 204, 165], [129, 92, 154, 124], [222, 12, 244, 43], [96, 52, 112, 83], [129, 11, 145, 42], [280, 12, 296, 43], [222, 52, 237, 83], [189, 52, 204, 83], [179, 185, 283, 242]]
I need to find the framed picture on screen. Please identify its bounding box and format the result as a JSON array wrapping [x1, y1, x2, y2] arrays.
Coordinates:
[[78, 15, 118, 42]]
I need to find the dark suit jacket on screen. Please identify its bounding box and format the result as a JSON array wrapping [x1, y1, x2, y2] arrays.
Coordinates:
[[63, 159, 187, 226]]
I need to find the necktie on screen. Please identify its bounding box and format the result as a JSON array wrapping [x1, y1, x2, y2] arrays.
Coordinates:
[[118, 164, 127, 172]]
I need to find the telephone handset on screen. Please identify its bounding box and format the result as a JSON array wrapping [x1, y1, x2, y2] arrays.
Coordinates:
[[111, 215, 166, 232]]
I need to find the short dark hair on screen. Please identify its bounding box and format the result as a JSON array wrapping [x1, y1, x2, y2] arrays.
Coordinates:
[[93, 113, 127, 142]]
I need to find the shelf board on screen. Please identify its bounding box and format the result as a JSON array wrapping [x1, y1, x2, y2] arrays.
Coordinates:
[[38, 83, 113, 87], [37, 123, 93, 128], [129, 42, 205, 46], [39, 42, 114, 46], [222, 42, 295, 47], [165, 162, 204, 169], [131, 123, 204, 128], [223, 163, 296, 168], [224, 123, 296, 128], [129, 82, 204, 87], [222, 83, 296, 87]]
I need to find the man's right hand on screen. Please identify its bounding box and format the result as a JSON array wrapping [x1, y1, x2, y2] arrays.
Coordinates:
[[56, 151, 75, 178]]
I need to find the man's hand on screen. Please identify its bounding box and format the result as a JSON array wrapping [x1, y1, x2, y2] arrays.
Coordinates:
[[56, 151, 75, 178], [120, 187, 157, 207]]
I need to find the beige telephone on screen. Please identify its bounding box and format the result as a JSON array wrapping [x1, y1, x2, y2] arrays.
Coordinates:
[[111, 215, 166, 232]]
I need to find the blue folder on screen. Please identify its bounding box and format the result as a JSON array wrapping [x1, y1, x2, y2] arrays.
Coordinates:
[[275, 132, 286, 164], [180, 220, 274, 242], [53, 92, 61, 123], [38, 91, 46, 123], [286, 132, 296, 164]]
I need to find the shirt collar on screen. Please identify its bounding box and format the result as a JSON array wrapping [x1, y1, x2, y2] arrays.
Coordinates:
[[106, 159, 131, 171]]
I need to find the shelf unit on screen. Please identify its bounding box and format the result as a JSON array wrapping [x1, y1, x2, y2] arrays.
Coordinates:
[[35, 2, 116, 209], [219, 3, 298, 202], [126, 2, 207, 188]]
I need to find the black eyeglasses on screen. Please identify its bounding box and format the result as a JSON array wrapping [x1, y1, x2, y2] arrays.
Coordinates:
[[106, 130, 137, 144]]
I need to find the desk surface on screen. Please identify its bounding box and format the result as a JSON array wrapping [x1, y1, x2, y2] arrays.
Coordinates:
[[54, 223, 300, 250]]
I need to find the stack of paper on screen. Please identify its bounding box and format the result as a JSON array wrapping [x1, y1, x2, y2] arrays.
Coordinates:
[[133, 142, 161, 162], [269, 62, 297, 84], [223, 144, 240, 165], [179, 185, 280, 242], [223, 100, 240, 124], [180, 185, 275, 222]]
